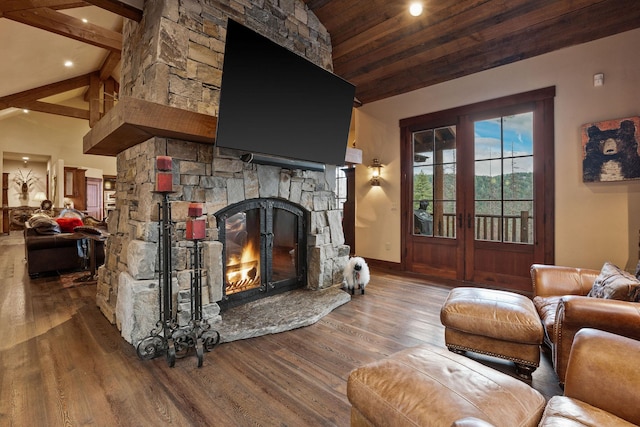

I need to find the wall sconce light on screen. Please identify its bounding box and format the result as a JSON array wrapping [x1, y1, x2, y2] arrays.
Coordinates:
[[369, 158, 383, 186]]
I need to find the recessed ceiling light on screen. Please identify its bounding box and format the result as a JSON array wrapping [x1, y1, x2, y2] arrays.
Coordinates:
[[409, 2, 423, 16], [22, 109, 29, 114], [82, 18, 88, 23], [64, 60, 73, 67]]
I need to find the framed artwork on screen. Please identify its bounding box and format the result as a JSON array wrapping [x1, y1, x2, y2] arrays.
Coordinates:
[[582, 116, 640, 182]]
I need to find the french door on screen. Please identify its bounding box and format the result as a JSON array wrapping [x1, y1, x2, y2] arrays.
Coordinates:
[[400, 88, 555, 292]]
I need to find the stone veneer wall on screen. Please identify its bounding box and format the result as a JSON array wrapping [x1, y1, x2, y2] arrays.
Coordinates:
[[96, 0, 349, 345], [120, 0, 332, 116]]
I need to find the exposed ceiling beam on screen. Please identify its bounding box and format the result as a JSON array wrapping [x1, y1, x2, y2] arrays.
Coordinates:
[[82, 0, 142, 22], [99, 50, 121, 80], [16, 100, 90, 120], [0, 73, 92, 109], [4, 6, 122, 51], [0, 1, 89, 14]]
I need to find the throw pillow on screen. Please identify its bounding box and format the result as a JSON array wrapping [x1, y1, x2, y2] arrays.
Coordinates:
[[29, 216, 61, 235], [55, 217, 84, 233], [587, 262, 640, 302]]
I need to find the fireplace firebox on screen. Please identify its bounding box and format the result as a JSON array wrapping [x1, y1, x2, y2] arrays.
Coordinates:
[[215, 198, 308, 310]]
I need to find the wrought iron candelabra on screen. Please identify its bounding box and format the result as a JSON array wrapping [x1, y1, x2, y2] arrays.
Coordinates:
[[136, 158, 219, 367]]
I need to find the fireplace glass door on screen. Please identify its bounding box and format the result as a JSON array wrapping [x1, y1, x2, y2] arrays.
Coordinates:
[[216, 198, 307, 310]]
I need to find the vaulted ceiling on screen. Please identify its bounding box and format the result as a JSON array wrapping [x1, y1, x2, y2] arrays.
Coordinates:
[[0, 0, 141, 122], [303, 0, 640, 104], [1, 0, 639, 122]]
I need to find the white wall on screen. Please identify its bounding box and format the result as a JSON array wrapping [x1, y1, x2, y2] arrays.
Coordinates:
[[355, 28, 640, 271], [3, 159, 48, 207], [0, 111, 117, 208]]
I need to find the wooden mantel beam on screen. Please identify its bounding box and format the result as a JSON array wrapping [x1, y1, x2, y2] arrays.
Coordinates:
[[83, 97, 218, 156]]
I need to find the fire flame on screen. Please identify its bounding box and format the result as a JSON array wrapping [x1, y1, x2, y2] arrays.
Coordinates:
[[226, 239, 260, 294]]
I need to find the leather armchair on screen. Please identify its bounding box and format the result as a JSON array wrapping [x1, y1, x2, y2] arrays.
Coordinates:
[[530, 264, 640, 384], [450, 329, 640, 426], [538, 328, 640, 426]]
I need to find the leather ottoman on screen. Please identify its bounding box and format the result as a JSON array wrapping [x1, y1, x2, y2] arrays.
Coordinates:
[[440, 287, 544, 380], [347, 344, 546, 427]]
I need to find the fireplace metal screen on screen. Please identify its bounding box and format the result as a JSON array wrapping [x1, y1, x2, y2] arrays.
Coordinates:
[[215, 198, 307, 310]]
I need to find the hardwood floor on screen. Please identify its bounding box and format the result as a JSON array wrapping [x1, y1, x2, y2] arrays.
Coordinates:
[[0, 233, 562, 426]]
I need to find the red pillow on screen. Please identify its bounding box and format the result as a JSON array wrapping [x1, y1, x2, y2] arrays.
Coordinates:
[[55, 217, 84, 233]]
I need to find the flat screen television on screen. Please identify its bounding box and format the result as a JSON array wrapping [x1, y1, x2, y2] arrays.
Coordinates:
[[215, 19, 356, 167]]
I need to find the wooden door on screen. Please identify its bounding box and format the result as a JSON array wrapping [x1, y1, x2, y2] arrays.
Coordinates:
[[401, 88, 555, 292], [85, 178, 102, 219]]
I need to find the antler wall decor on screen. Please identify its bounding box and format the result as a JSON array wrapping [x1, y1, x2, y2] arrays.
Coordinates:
[[14, 169, 35, 199]]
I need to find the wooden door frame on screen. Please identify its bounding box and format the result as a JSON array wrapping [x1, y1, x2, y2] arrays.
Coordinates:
[[400, 87, 555, 283]]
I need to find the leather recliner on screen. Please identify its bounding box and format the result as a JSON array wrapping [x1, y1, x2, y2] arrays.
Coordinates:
[[530, 264, 640, 384]]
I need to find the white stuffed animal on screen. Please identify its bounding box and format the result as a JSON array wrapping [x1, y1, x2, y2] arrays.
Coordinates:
[[343, 256, 370, 295]]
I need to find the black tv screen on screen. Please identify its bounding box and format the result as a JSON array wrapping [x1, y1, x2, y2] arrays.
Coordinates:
[[215, 19, 355, 166]]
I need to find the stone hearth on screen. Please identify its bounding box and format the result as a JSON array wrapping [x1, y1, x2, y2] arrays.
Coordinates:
[[216, 286, 350, 343], [92, 0, 351, 351]]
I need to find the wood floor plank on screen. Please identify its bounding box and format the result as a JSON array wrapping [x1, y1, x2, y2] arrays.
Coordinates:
[[0, 232, 563, 426]]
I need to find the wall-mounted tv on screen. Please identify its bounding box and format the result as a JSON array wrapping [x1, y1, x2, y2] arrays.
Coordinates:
[[215, 19, 356, 167]]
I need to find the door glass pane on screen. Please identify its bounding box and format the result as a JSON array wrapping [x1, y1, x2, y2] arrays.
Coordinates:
[[271, 209, 298, 282], [474, 112, 534, 244], [412, 126, 456, 238]]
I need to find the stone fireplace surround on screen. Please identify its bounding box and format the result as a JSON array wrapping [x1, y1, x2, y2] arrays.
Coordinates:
[[100, 137, 351, 345], [92, 0, 353, 346]]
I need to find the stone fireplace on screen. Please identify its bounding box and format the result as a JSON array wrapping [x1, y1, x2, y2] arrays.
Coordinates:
[[216, 197, 308, 310], [93, 0, 351, 347]]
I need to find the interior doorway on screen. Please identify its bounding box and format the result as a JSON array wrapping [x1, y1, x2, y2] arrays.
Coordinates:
[[85, 177, 103, 219]]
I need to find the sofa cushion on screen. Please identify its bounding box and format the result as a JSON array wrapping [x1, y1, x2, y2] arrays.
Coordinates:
[[587, 262, 640, 302], [539, 396, 636, 426], [533, 295, 562, 344], [28, 215, 61, 235], [55, 217, 84, 233]]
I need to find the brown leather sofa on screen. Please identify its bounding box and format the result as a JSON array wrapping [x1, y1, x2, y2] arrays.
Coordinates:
[[25, 220, 82, 277], [24, 216, 105, 278], [530, 264, 640, 384]]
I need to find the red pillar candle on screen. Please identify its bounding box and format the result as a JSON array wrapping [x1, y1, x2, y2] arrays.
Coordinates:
[[186, 218, 206, 240], [188, 202, 203, 217], [156, 172, 173, 192], [156, 156, 173, 171]]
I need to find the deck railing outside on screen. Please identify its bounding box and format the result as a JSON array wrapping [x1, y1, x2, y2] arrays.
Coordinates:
[[432, 211, 532, 243]]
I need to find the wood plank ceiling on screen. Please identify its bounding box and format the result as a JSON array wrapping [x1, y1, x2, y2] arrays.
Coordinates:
[[1, 0, 639, 123], [303, 0, 640, 104]]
